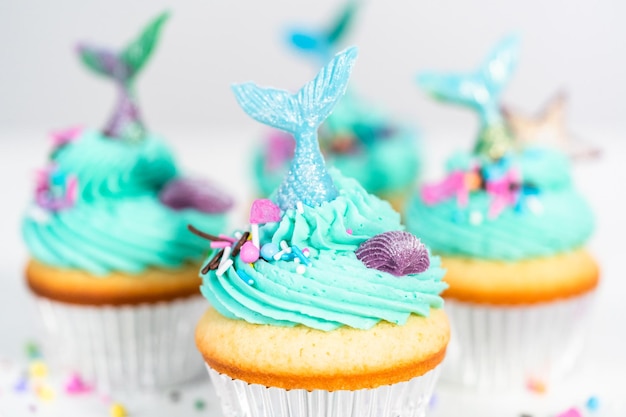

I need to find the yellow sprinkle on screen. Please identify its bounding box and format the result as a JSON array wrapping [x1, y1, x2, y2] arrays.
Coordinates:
[[110, 403, 127, 417], [35, 384, 55, 401], [29, 361, 48, 378]]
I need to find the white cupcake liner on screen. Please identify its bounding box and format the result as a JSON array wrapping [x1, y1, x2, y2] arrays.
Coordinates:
[[206, 364, 441, 417], [35, 295, 206, 391], [441, 291, 596, 390]]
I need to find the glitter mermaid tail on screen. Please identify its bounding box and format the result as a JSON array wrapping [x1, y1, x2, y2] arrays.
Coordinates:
[[232, 47, 358, 210], [76, 12, 169, 141], [417, 35, 519, 159]]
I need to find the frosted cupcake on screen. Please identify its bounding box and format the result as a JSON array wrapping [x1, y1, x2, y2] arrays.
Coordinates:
[[195, 48, 449, 417], [253, 1, 421, 211], [22, 12, 232, 391], [405, 36, 599, 389]]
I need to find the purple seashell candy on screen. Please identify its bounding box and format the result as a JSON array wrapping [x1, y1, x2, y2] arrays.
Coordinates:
[[355, 231, 430, 277], [159, 178, 234, 214]]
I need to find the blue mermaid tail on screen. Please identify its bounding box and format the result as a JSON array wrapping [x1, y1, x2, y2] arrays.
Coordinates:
[[232, 47, 358, 210], [76, 12, 169, 141], [287, 0, 359, 63], [417, 35, 520, 158]]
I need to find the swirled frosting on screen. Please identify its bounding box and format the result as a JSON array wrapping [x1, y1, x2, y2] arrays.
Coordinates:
[[22, 130, 229, 275], [253, 98, 420, 197], [405, 147, 594, 260], [200, 171, 446, 331]]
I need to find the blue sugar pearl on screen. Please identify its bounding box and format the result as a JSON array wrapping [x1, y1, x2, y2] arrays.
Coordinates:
[[586, 396, 599, 411], [260, 243, 279, 261]]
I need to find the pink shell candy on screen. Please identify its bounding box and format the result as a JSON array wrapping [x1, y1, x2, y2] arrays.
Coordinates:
[[239, 241, 260, 263], [250, 199, 281, 224], [355, 231, 430, 277]]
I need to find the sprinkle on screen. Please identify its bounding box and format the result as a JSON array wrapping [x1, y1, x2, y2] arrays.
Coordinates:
[[291, 245, 311, 266], [64, 373, 91, 395], [260, 243, 279, 261], [236, 269, 255, 285], [280, 252, 297, 261], [302, 248, 310, 257], [346, 229, 353, 235], [25, 342, 41, 359], [210, 241, 231, 249], [218, 234, 236, 243], [526, 378, 546, 394], [35, 384, 55, 401], [296, 265, 306, 274], [555, 408, 583, 417], [29, 361, 47, 378], [169, 390, 181, 402], [218, 246, 232, 268], [194, 399, 206, 411], [239, 241, 260, 263], [110, 403, 127, 417], [234, 231, 243, 239], [187, 224, 222, 241], [250, 223, 260, 250], [280, 240, 289, 251], [13, 377, 28, 392], [469, 211, 483, 225], [202, 248, 224, 274], [232, 231, 251, 257], [296, 201, 304, 214], [586, 396, 599, 411], [526, 196, 544, 215], [216, 259, 233, 277], [273, 250, 286, 261]]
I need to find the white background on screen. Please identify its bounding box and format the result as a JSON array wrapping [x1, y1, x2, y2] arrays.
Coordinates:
[[0, 0, 625, 416]]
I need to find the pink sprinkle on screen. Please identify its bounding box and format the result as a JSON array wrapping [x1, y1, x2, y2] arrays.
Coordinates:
[[64, 373, 92, 395], [250, 199, 281, 224], [210, 241, 231, 249], [218, 234, 236, 243], [302, 248, 310, 256], [421, 171, 465, 205], [346, 229, 353, 235], [555, 408, 583, 417], [50, 126, 82, 147]]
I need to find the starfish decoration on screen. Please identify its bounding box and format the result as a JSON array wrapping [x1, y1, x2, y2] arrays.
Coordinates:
[[503, 92, 600, 159]]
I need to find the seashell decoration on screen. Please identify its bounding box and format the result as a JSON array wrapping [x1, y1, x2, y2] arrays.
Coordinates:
[[159, 177, 234, 214], [355, 231, 430, 276]]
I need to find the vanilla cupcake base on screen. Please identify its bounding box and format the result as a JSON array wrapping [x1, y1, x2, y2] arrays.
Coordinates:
[[207, 364, 441, 417], [441, 291, 596, 390], [36, 295, 206, 391]]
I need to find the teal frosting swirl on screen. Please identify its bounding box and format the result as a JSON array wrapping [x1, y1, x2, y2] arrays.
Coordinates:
[[405, 147, 594, 260], [200, 171, 446, 331], [22, 130, 227, 275], [253, 97, 420, 197]]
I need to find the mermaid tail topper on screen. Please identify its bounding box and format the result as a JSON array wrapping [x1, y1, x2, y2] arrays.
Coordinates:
[[288, 0, 359, 64], [417, 35, 520, 159], [232, 47, 358, 210], [77, 12, 169, 141]]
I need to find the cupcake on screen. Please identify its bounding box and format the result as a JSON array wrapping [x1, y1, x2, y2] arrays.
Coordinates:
[[22, 12, 233, 391], [253, 1, 421, 211], [195, 48, 449, 417], [405, 36, 599, 389]]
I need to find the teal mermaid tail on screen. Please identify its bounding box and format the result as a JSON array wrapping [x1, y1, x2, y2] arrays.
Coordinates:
[[233, 47, 358, 210], [417, 35, 519, 159], [288, 0, 359, 63], [76, 12, 169, 141], [417, 35, 519, 127]]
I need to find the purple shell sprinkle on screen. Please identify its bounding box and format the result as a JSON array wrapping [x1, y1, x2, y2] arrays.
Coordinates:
[[159, 177, 234, 214], [355, 231, 430, 277]]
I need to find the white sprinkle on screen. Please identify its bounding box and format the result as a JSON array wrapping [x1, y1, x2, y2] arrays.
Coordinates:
[[28, 205, 50, 223], [280, 240, 289, 251], [469, 211, 483, 226], [233, 231, 243, 239], [526, 196, 544, 215], [250, 224, 260, 249], [218, 246, 232, 270], [294, 258, 301, 264], [296, 201, 304, 214], [273, 250, 285, 261], [296, 265, 306, 274], [216, 259, 233, 277], [247, 279, 255, 285]]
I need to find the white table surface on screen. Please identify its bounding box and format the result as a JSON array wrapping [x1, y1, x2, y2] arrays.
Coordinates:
[[0, 127, 624, 417]]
